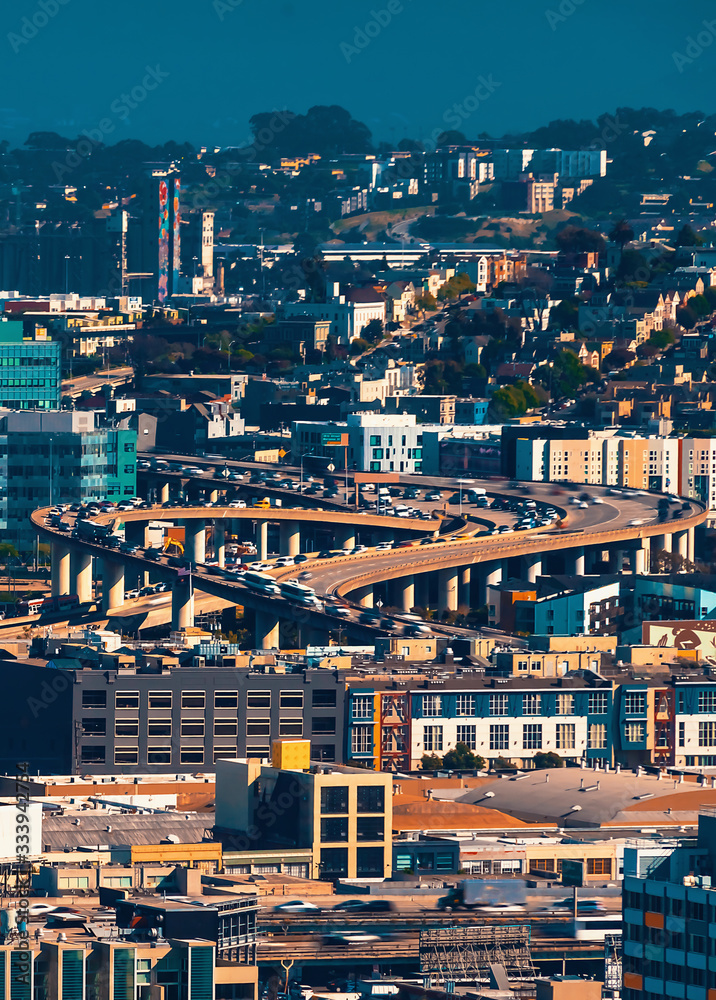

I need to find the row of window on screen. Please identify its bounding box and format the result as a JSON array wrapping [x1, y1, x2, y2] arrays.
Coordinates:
[[83, 688, 332, 711], [81, 745, 238, 766], [320, 786, 385, 814], [420, 691, 610, 717], [421, 723, 607, 752], [82, 717, 327, 739], [320, 816, 385, 843]]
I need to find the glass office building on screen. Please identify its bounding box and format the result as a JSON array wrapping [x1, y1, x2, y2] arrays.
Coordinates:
[[0, 318, 60, 410]]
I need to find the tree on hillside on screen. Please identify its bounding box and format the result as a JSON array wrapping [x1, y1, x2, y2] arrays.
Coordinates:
[[555, 225, 606, 254], [676, 224, 704, 247]]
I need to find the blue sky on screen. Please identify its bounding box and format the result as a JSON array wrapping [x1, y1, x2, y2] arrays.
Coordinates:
[[1, 0, 715, 148]]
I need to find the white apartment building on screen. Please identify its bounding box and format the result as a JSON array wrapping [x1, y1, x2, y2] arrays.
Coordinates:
[[283, 282, 385, 344], [292, 413, 427, 474]]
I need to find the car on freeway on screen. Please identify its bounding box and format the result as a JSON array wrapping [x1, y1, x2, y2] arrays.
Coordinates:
[[28, 903, 58, 919], [273, 900, 320, 914], [579, 502, 589, 509], [350, 544, 367, 554], [375, 541, 393, 551], [248, 561, 273, 571], [323, 932, 381, 946], [332, 899, 394, 913], [569, 497, 581, 505], [273, 556, 295, 567], [293, 553, 310, 563], [425, 491, 442, 501], [298, 571, 313, 581], [317, 550, 342, 559], [328, 605, 350, 617], [591, 497, 605, 504], [228, 499, 247, 508], [498, 524, 513, 533], [546, 898, 606, 914]]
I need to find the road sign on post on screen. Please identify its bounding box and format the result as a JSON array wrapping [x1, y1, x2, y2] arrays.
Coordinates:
[[561, 859, 584, 887], [321, 432, 348, 446]]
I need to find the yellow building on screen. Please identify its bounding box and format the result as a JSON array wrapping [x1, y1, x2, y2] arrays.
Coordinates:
[[215, 756, 393, 880]]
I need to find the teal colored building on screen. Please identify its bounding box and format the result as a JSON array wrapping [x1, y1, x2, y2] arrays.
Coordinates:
[[0, 318, 60, 410], [0, 410, 137, 554]]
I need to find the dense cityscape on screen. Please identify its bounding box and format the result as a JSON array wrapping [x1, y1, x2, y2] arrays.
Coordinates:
[[3, 2, 716, 998]]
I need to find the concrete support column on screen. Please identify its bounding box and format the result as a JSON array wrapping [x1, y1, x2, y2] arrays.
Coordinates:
[[256, 520, 268, 562], [209, 489, 219, 504], [485, 561, 504, 591], [183, 520, 206, 565], [438, 568, 459, 613], [334, 524, 356, 550], [171, 581, 194, 631], [255, 610, 280, 650], [51, 542, 71, 597], [650, 535, 666, 572], [280, 522, 301, 557], [633, 544, 646, 576], [214, 521, 226, 569], [353, 584, 374, 608], [394, 575, 415, 612], [524, 553, 542, 584], [101, 559, 125, 613], [73, 551, 93, 605], [675, 531, 688, 561], [414, 574, 430, 609], [565, 546, 585, 576], [160, 482, 170, 503], [687, 528, 695, 565], [459, 567, 471, 607], [662, 532, 673, 554]]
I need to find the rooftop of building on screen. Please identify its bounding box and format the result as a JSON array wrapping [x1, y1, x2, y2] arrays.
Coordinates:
[[41, 812, 214, 850]]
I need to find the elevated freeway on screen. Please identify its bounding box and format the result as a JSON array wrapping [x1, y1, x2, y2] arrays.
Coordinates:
[[30, 479, 707, 647]]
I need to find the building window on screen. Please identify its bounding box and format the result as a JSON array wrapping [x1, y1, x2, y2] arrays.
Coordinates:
[[148, 691, 172, 710], [181, 719, 205, 738], [679, 721, 685, 747], [321, 787, 348, 814], [556, 724, 575, 750], [517, 660, 528, 672], [320, 847, 348, 877], [356, 847, 384, 877], [313, 689, 337, 708], [82, 718, 105, 736], [625, 723, 646, 743], [424, 726, 443, 752], [82, 690, 106, 709], [214, 719, 238, 738], [279, 719, 303, 737], [148, 719, 172, 738], [181, 690, 205, 710], [352, 695, 373, 719], [699, 721, 716, 746], [115, 749, 138, 766], [588, 691, 608, 715], [490, 693, 508, 716], [455, 694, 475, 716], [588, 723, 607, 749], [148, 749, 171, 765], [490, 724, 509, 751], [81, 746, 105, 764], [180, 747, 204, 765], [246, 719, 270, 737], [556, 694, 575, 716], [523, 724, 543, 750], [698, 690, 716, 713], [587, 858, 612, 876], [522, 694, 541, 716], [356, 816, 384, 841], [357, 785, 384, 813], [624, 692, 646, 715], [312, 718, 336, 735], [456, 725, 477, 750], [115, 691, 139, 710], [321, 817, 348, 842], [214, 747, 237, 762], [422, 695, 442, 717], [351, 726, 372, 755], [215, 690, 238, 709], [247, 690, 271, 709], [279, 691, 303, 710], [115, 720, 139, 738]]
